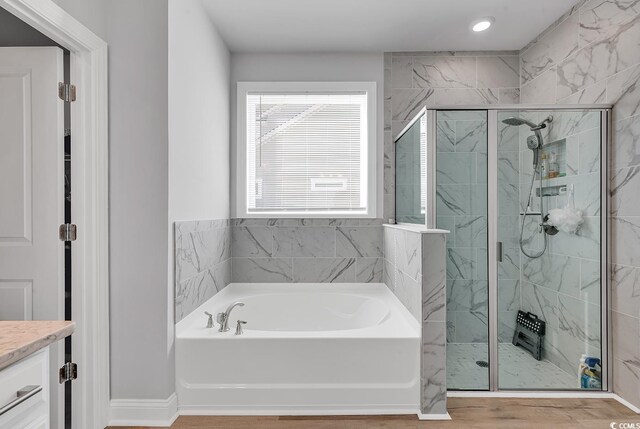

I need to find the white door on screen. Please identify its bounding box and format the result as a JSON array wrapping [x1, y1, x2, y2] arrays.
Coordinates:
[[0, 47, 65, 429]]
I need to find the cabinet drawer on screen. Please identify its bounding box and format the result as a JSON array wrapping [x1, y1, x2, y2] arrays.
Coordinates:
[[0, 349, 49, 429]]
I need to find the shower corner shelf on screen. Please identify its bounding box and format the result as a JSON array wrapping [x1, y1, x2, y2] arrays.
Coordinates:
[[536, 184, 567, 197]]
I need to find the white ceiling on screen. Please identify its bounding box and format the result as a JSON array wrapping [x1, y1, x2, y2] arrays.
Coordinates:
[[201, 0, 579, 53]]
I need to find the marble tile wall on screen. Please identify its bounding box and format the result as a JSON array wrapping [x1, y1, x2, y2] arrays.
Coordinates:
[[384, 51, 521, 222], [230, 218, 384, 284], [174, 219, 232, 322], [383, 225, 448, 415], [435, 111, 489, 345], [383, 226, 423, 321], [520, 0, 640, 407], [421, 233, 448, 415], [510, 110, 603, 376]]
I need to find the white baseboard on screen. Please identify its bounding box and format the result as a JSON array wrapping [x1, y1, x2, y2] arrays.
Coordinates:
[[417, 412, 451, 420], [109, 393, 179, 427], [179, 405, 418, 416], [613, 394, 640, 414]]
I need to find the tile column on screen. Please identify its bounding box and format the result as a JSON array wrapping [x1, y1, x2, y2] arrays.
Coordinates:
[[420, 232, 448, 418]]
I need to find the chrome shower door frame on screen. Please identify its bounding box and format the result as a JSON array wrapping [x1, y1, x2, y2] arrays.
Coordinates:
[[426, 105, 612, 393]]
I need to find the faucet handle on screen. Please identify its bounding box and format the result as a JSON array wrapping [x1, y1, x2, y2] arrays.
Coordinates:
[[204, 311, 214, 328], [235, 320, 247, 336]]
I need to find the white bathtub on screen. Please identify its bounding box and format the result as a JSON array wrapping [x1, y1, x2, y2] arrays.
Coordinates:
[[175, 282, 420, 415]]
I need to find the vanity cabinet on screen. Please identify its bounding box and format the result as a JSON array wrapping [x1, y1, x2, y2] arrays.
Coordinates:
[[0, 349, 50, 429]]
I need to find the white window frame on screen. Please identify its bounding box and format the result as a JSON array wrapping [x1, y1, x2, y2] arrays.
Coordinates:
[[236, 81, 377, 218]]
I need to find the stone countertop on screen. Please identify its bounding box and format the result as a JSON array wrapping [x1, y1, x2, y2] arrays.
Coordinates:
[[0, 321, 75, 370]]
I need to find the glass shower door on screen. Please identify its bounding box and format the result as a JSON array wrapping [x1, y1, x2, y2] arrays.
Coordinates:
[[436, 110, 489, 390], [395, 114, 426, 224], [496, 109, 604, 390]]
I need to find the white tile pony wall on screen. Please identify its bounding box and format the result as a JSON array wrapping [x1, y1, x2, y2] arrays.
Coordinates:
[[421, 233, 448, 415], [383, 225, 448, 415], [383, 226, 423, 321], [174, 219, 232, 322], [520, 0, 640, 408]]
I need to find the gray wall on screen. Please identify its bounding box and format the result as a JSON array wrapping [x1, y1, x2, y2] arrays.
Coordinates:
[[52, 0, 107, 40], [51, 0, 230, 400], [519, 0, 640, 408], [43, 0, 174, 403], [106, 0, 172, 400], [168, 0, 232, 323]]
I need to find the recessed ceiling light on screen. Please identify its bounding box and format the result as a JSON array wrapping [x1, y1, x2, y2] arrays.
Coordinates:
[[471, 17, 495, 32]]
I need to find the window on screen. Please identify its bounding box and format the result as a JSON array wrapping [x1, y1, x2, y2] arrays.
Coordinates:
[[237, 82, 377, 218]]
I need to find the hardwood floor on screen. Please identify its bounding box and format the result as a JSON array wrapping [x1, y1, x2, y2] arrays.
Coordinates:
[[108, 398, 639, 429]]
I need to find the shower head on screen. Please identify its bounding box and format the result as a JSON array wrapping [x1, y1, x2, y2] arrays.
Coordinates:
[[502, 117, 539, 129], [502, 115, 554, 131], [503, 116, 548, 166]]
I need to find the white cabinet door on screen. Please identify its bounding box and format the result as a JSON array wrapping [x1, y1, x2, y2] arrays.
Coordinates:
[[0, 47, 65, 429], [0, 349, 49, 429]]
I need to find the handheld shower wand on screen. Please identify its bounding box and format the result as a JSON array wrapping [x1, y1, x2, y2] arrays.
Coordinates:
[[501, 115, 554, 259]]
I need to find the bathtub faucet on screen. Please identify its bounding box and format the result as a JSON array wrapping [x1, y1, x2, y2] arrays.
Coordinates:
[[217, 301, 245, 332]]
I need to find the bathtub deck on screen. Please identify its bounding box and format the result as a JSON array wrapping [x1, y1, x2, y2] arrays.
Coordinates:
[[109, 397, 637, 428]]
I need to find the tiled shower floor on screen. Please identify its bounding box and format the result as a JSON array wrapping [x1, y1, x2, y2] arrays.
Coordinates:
[[447, 343, 579, 390]]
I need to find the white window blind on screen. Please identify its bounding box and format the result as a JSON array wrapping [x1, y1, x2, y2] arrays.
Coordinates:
[[245, 92, 368, 214]]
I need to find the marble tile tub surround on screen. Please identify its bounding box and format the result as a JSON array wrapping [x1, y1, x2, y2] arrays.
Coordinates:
[[519, 0, 640, 408], [174, 219, 232, 323], [231, 218, 384, 284], [384, 51, 521, 222], [382, 224, 448, 415]]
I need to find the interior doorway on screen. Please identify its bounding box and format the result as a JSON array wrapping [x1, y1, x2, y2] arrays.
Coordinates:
[[0, 1, 110, 427], [0, 8, 76, 427]]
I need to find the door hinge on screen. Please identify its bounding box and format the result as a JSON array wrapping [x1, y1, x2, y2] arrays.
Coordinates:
[[58, 82, 76, 102], [59, 224, 77, 241], [59, 362, 77, 384]]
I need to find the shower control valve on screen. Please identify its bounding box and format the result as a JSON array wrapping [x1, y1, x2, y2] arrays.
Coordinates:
[[542, 214, 559, 236]]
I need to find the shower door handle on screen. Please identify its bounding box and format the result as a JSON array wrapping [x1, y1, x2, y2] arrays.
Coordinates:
[[496, 241, 503, 262]]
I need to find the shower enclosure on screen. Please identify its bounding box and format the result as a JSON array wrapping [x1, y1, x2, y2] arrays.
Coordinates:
[[395, 105, 611, 392]]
